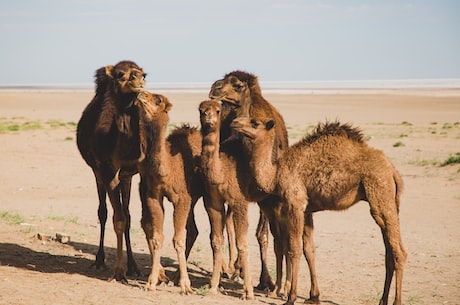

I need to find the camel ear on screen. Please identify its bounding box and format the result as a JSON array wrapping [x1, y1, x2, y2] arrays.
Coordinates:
[[105, 65, 115, 79], [266, 120, 275, 130]]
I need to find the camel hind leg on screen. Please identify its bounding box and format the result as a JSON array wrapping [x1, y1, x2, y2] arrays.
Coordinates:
[[367, 179, 407, 305], [92, 175, 108, 271], [255, 210, 275, 291]]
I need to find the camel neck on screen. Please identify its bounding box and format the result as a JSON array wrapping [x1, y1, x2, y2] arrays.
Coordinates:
[[248, 134, 278, 194], [201, 126, 223, 185]]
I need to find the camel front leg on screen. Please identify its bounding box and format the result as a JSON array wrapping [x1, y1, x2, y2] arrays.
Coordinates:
[[283, 204, 304, 305], [119, 168, 141, 276], [232, 202, 254, 300], [224, 205, 237, 277], [303, 213, 320, 304], [141, 195, 165, 291], [172, 199, 194, 295], [203, 193, 226, 294]]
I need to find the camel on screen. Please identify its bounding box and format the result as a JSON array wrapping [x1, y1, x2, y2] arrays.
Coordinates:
[[199, 99, 288, 300], [231, 116, 407, 305], [136, 92, 203, 295], [76, 60, 148, 280], [208, 70, 289, 290]]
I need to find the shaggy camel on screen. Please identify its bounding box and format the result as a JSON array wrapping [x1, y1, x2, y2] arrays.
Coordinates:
[[231, 117, 407, 305], [76, 60, 147, 280], [199, 99, 286, 300], [209, 70, 289, 290], [136, 92, 203, 295]]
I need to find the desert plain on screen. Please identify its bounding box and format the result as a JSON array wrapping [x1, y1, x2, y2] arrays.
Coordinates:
[[0, 88, 459, 305]]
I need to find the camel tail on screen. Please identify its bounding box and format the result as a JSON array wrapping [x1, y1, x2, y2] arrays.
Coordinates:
[[393, 167, 404, 213]]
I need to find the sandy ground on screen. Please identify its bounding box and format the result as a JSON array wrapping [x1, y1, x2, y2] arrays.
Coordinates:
[[0, 89, 459, 305]]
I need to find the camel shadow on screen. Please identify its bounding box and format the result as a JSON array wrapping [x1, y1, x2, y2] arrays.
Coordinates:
[[0, 240, 218, 291]]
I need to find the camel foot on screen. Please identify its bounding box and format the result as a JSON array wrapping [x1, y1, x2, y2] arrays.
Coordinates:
[[304, 297, 320, 304], [90, 259, 107, 271], [255, 277, 275, 292]]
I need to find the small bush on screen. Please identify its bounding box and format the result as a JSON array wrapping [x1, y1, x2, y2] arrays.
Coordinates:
[[441, 152, 460, 166], [393, 141, 405, 147]]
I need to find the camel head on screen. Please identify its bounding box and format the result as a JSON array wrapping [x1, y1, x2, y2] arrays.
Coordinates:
[[209, 70, 261, 110], [95, 60, 146, 95], [199, 100, 222, 131], [231, 115, 275, 141], [135, 91, 172, 121]]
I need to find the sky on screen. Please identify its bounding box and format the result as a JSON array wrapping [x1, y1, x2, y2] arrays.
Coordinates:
[[1, 0, 459, 85]]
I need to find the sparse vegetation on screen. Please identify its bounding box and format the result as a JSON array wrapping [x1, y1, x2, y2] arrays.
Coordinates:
[[393, 141, 405, 147], [195, 284, 210, 296], [440, 152, 460, 166], [401, 121, 412, 126], [0, 118, 76, 133], [0, 211, 25, 225]]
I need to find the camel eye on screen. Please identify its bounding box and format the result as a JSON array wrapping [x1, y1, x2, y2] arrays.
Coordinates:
[[155, 97, 162, 105], [235, 84, 243, 92]]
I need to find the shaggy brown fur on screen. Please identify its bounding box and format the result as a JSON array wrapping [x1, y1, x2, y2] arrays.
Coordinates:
[[232, 117, 407, 305], [209, 71, 289, 290], [76, 60, 148, 280], [137, 93, 203, 295]]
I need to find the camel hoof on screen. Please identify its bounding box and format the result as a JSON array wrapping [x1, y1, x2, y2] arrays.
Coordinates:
[[90, 260, 107, 271], [304, 297, 320, 304]]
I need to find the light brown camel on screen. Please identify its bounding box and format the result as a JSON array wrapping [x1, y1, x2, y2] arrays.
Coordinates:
[[136, 92, 203, 295], [199, 99, 286, 300], [76, 60, 148, 280], [208, 70, 289, 290], [231, 117, 407, 305]]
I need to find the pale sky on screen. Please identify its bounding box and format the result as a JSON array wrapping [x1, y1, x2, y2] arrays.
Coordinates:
[[1, 0, 459, 85]]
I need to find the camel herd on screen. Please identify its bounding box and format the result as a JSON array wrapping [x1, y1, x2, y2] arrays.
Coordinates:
[[76, 60, 407, 305]]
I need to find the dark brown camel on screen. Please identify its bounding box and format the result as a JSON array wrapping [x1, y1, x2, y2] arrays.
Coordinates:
[[209, 70, 289, 291], [76, 60, 148, 280], [136, 92, 203, 294], [231, 116, 407, 305]]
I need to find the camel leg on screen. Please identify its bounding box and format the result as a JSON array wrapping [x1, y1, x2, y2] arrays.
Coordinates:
[[224, 206, 237, 277], [268, 221, 284, 298], [283, 204, 304, 305], [368, 191, 407, 305], [119, 169, 141, 276], [232, 203, 254, 300], [102, 168, 127, 283], [140, 178, 165, 291], [172, 199, 194, 295], [91, 174, 108, 271], [185, 203, 199, 260], [203, 193, 226, 294], [255, 209, 275, 291], [303, 213, 320, 304]]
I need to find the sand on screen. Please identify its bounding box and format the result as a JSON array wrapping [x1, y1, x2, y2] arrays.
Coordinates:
[[0, 89, 459, 305]]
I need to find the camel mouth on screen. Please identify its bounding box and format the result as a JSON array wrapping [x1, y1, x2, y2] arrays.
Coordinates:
[[230, 119, 254, 139], [129, 85, 144, 93], [221, 100, 240, 108]]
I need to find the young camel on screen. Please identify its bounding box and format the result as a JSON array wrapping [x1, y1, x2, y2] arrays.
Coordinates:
[[199, 99, 285, 300], [77, 60, 148, 280], [231, 117, 407, 305], [209, 70, 289, 290], [136, 92, 203, 295]]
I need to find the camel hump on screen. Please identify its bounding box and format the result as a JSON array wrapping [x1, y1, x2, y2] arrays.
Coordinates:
[[302, 121, 365, 144]]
